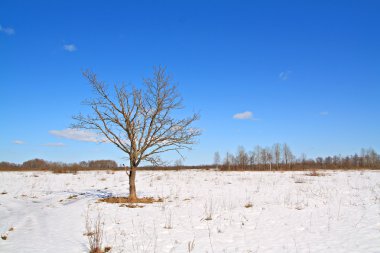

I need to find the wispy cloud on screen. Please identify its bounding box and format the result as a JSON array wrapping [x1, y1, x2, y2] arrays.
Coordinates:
[[0, 25, 15, 35], [49, 128, 100, 142], [43, 142, 65, 147], [63, 44, 77, 52], [320, 111, 329, 116], [233, 111, 256, 120], [13, 140, 24, 145], [279, 70, 291, 81]]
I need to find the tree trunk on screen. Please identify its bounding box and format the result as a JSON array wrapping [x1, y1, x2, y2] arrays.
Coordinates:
[[128, 166, 137, 200]]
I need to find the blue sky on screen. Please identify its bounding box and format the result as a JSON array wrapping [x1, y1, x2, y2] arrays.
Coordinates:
[[1, 0, 379, 165]]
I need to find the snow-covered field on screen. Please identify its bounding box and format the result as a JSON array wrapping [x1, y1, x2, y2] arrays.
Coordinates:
[[0, 170, 379, 253]]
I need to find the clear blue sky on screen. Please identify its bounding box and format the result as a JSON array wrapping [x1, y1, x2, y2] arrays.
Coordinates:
[[1, 0, 379, 165]]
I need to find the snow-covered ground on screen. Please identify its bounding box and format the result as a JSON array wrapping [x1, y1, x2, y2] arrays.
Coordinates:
[[0, 170, 379, 253]]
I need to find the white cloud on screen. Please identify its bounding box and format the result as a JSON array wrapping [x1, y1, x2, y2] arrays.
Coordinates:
[[49, 128, 100, 142], [320, 111, 329, 116], [43, 142, 65, 147], [63, 44, 77, 52], [13, 140, 24, 145], [279, 70, 291, 80], [233, 111, 253, 120], [0, 25, 15, 35]]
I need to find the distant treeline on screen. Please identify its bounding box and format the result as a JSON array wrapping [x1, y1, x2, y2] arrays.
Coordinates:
[[0, 159, 214, 172], [1, 145, 379, 172], [214, 144, 380, 171], [0, 159, 119, 172]]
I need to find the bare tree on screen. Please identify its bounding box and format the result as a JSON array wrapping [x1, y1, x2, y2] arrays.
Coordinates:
[[73, 66, 200, 201]]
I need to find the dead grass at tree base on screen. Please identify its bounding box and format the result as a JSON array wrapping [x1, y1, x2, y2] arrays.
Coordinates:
[[99, 196, 163, 205], [89, 247, 111, 253]]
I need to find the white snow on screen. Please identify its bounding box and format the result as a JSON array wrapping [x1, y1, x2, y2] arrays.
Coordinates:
[[0, 170, 379, 252]]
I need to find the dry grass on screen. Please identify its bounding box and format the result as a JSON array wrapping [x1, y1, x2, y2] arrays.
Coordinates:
[[119, 204, 144, 208], [68, 195, 78, 199], [294, 178, 306, 183], [88, 247, 111, 253], [52, 168, 78, 174], [85, 209, 108, 253], [187, 238, 196, 252], [244, 202, 253, 208], [99, 196, 163, 204], [306, 169, 324, 177]]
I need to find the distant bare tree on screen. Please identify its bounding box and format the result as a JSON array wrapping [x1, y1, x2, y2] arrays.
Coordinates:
[[88, 160, 118, 169], [260, 148, 268, 169], [367, 148, 379, 167], [22, 159, 48, 169], [213, 152, 221, 168], [283, 143, 293, 169], [73, 66, 200, 200], [236, 146, 249, 168], [300, 153, 307, 163], [266, 147, 273, 171], [223, 152, 233, 170], [273, 143, 281, 169], [248, 151, 255, 166], [174, 158, 184, 168], [254, 145, 262, 169]]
